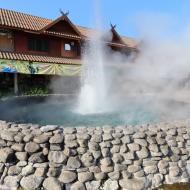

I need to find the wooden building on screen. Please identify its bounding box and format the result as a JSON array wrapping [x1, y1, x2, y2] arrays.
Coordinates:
[[0, 8, 137, 95]]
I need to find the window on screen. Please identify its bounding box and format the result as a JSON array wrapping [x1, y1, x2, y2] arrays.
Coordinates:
[[0, 30, 13, 52], [64, 43, 71, 51], [28, 38, 49, 52]]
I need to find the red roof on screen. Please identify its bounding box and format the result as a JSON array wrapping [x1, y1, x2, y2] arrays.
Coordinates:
[[0, 8, 137, 48], [0, 51, 81, 65]]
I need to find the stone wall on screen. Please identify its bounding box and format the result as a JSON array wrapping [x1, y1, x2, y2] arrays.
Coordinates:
[[0, 120, 190, 190]]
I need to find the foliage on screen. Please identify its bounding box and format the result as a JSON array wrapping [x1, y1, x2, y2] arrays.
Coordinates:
[[20, 86, 50, 95]]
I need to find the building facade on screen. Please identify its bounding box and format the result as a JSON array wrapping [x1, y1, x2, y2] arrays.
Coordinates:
[[0, 8, 137, 95]]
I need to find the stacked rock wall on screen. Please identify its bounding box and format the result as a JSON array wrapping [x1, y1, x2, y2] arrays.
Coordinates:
[[0, 120, 190, 190]]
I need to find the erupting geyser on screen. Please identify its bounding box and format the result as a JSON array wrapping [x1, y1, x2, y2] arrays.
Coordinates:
[[77, 34, 108, 114]]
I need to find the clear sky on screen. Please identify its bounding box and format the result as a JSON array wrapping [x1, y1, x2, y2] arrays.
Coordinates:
[[1, 0, 190, 38]]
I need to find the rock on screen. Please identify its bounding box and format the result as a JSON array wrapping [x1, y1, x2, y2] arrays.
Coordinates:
[[20, 175, 43, 190], [47, 167, 60, 177], [0, 148, 14, 163], [171, 147, 181, 155], [92, 150, 101, 159], [25, 142, 40, 153], [94, 172, 106, 180], [100, 157, 112, 166], [31, 129, 42, 136], [120, 144, 128, 153], [104, 179, 119, 190], [11, 143, 24, 151], [133, 132, 145, 139], [81, 152, 94, 167], [112, 154, 123, 163], [114, 164, 128, 171], [71, 181, 86, 190], [158, 160, 169, 170], [152, 174, 163, 188], [121, 135, 131, 144], [28, 152, 46, 163], [167, 129, 177, 136], [1, 131, 15, 141], [4, 175, 21, 188], [91, 135, 102, 143], [67, 157, 81, 169], [65, 140, 78, 148], [59, 171, 77, 183], [64, 127, 76, 134], [35, 167, 47, 177], [134, 170, 145, 178], [112, 138, 121, 145], [89, 166, 101, 173], [110, 145, 120, 154], [101, 165, 114, 173], [34, 135, 49, 144], [169, 166, 180, 177], [65, 134, 76, 141], [23, 134, 34, 142], [8, 166, 21, 175], [128, 143, 140, 151], [77, 147, 87, 154], [41, 125, 58, 132], [15, 152, 28, 161], [49, 134, 64, 144], [17, 161, 27, 167], [101, 148, 110, 157], [108, 171, 120, 180], [50, 144, 62, 151], [160, 145, 169, 156], [100, 141, 112, 148], [22, 165, 35, 176], [86, 180, 101, 190], [123, 152, 135, 160], [43, 177, 62, 190], [0, 163, 4, 173], [48, 151, 67, 163], [136, 147, 149, 159], [147, 136, 156, 144], [33, 162, 48, 168], [14, 134, 24, 142], [127, 165, 141, 173], [149, 144, 159, 152], [119, 178, 145, 190], [144, 166, 158, 174], [168, 140, 177, 147], [103, 133, 113, 141], [0, 139, 6, 147], [78, 172, 94, 183], [143, 160, 158, 167], [134, 139, 148, 146]]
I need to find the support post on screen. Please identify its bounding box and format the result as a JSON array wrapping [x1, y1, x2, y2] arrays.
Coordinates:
[[14, 73, 18, 95]]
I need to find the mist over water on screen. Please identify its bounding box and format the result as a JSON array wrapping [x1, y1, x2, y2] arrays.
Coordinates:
[[77, 11, 190, 123], [45, 10, 190, 125]]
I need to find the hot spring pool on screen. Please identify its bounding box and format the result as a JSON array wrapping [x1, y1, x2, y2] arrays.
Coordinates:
[[0, 95, 159, 126]]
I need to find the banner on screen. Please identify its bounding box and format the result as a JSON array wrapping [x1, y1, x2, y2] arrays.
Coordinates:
[[0, 59, 81, 76]]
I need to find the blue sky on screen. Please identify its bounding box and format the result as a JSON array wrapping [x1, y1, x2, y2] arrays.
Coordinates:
[[1, 0, 190, 38]]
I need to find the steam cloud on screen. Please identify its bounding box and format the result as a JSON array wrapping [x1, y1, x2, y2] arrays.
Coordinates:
[[103, 12, 190, 123], [50, 12, 190, 125]]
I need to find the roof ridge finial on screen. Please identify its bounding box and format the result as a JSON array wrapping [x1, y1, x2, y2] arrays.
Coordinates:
[[59, 9, 69, 16], [110, 23, 116, 29]]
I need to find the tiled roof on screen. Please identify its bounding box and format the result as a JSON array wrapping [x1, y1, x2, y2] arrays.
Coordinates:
[[0, 8, 137, 48], [122, 36, 138, 48], [43, 31, 81, 39], [0, 51, 81, 65], [0, 8, 50, 31]]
